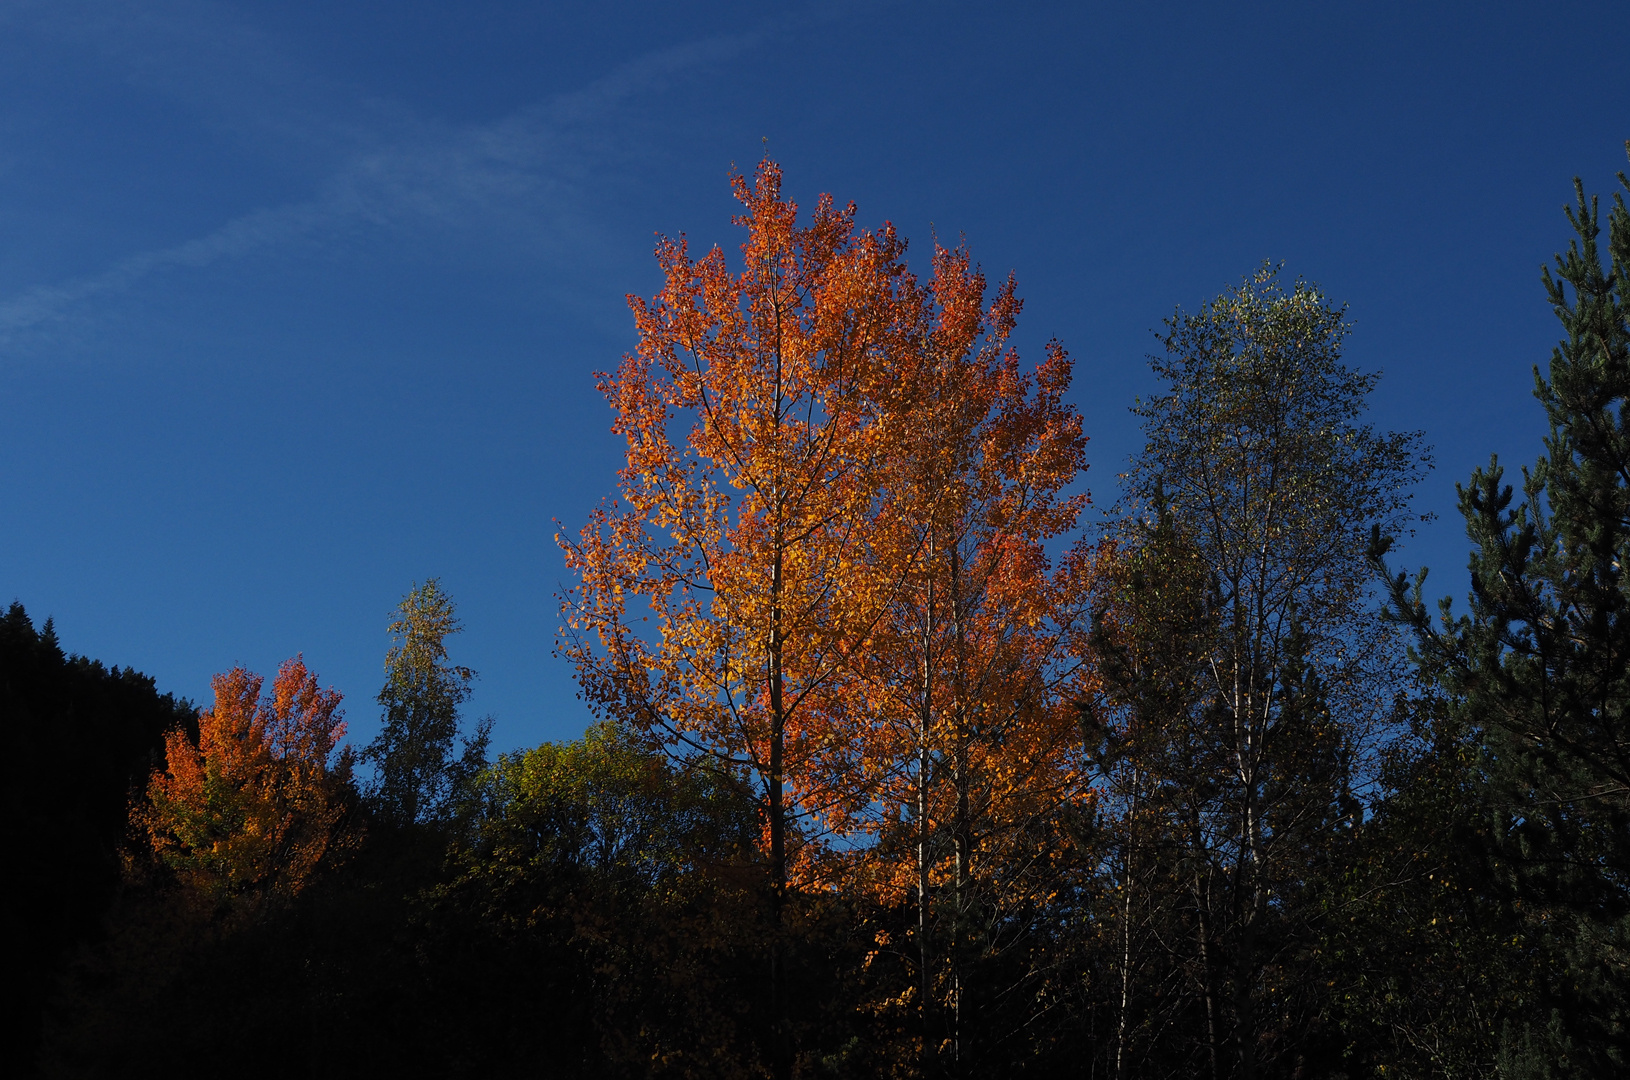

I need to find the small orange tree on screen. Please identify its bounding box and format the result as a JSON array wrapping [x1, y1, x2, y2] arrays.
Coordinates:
[[140, 657, 358, 902]]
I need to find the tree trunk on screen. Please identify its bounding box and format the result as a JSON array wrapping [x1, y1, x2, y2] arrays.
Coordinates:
[[919, 551, 936, 1076], [950, 541, 971, 1072], [1237, 775, 1260, 1080], [1115, 767, 1139, 1080], [767, 337, 790, 1080], [1193, 855, 1222, 1080]]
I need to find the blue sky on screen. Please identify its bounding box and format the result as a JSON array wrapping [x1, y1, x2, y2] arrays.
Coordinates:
[[3, 0, 1626, 754]]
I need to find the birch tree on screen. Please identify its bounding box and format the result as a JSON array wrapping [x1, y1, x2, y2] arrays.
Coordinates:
[[1091, 265, 1426, 1079]]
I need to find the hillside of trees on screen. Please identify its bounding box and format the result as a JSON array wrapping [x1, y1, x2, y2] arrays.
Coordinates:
[[4, 148, 1627, 1079]]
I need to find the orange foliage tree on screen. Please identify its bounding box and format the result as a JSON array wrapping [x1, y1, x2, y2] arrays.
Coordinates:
[[832, 245, 1098, 1064], [559, 159, 920, 903], [140, 657, 358, 902], [563, 161, 1101, 1070]]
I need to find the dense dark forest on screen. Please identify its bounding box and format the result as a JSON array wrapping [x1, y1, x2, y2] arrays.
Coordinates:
[[5, 148, 1627, 1078]]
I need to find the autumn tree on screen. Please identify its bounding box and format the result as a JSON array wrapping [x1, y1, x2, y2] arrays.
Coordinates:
[[563, 160, 973, 1078], [140, 657, 359, 904], [1090, 266, 1427, 1079], [559, 159, 922, 906], [363, 578, 491, 826], [826, 243, 1098, 1073]]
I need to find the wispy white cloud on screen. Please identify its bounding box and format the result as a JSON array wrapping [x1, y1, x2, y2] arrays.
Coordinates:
[[0, 201, 332, 338], [0, 5, 772, 349]]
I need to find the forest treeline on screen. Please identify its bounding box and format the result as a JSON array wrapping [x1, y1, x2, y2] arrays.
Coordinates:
[[4, 149, 1628, 1079]]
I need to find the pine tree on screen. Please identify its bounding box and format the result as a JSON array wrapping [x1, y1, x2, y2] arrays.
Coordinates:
[[363, 579, 490, 826], [1381, 144, 1630, 1074]]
